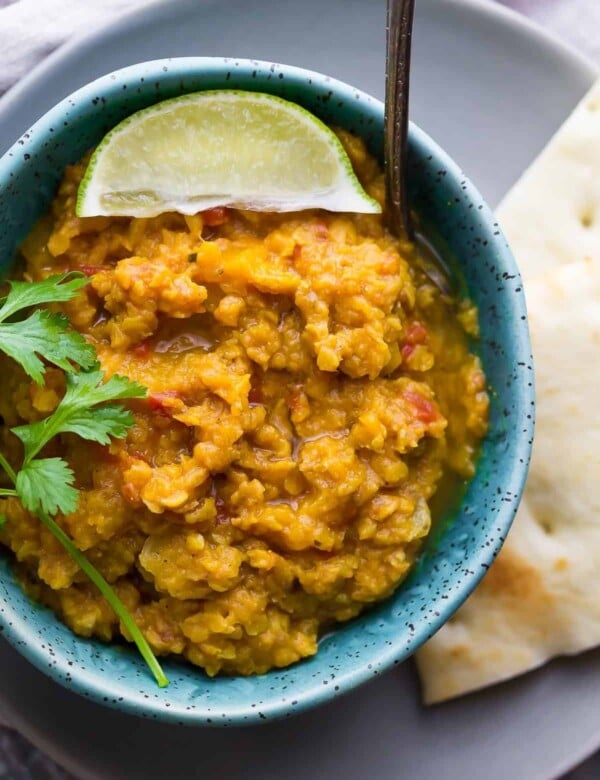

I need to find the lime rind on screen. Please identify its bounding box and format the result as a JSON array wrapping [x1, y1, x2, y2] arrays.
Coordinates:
[[76, 90, 382, 218]]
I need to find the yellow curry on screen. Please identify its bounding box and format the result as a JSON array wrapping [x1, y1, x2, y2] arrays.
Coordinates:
[[0, 131, 488, 676]]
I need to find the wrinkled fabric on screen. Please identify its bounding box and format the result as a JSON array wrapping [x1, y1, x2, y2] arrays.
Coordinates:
[[499, 0, 600, 62], [0, 0, 148, 95]]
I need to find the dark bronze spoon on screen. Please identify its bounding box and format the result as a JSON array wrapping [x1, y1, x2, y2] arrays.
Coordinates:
[[385, 0, 454, 295], [384, 0, 415, 241]]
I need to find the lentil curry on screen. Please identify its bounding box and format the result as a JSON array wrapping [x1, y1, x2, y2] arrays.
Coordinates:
[[0, 131, 488, 676]]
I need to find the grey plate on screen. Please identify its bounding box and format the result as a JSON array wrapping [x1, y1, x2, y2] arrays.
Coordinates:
[[0, 0, 598, 778]]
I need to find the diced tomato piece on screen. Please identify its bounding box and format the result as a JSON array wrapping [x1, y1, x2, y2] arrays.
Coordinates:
[[79, 265, 104, 277], [202, 207, 229, 226], [404, 321, 428, 345], [132, 339, 152, 359], [405, 390, 439, 424], [401, 343, 416, 361], [147, 391, 180, 416]]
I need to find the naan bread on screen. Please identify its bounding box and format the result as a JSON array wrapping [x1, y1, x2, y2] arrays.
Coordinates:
[[496, 78, 600, 284], [416, 78, 600, 704], [416, 258, 600, 704]]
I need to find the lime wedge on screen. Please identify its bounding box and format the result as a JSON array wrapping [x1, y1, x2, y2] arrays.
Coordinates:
[[76, 90, 381, 218]]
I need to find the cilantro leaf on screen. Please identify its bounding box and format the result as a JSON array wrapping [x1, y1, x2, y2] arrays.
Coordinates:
[[0, 309, 96, 384], [12, 365, 147, 463], [0, 273, 89, 323], [16, 457, 78, 516]]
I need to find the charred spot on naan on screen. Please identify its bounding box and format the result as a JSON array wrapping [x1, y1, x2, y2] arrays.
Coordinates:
[[477, 550, 551, 605]]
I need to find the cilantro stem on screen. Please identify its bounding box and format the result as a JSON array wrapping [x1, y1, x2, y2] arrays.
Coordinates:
[[38, 510, 169, 688], [0, 489, 17, 498], [0, 453, 17, 484]]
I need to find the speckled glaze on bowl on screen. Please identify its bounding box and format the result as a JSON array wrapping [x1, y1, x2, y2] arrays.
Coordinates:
[[0, 58, 534, 726]]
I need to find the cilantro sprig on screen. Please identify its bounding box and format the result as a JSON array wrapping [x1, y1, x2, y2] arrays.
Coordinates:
[[13, 367, 146, 516], [0, 273, 168, 688], [0, 274, 96, 383]]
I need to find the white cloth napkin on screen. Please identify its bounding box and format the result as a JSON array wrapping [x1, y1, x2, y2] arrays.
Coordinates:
[[0, 0, 148, 95], [499, 0, 600, 62]]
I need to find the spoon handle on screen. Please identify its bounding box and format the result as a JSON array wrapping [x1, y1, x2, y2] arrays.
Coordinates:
[[384, 0, 415, 240]]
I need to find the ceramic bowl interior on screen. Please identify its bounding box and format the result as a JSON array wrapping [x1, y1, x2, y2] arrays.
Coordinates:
[[0, 58, 534, 725]]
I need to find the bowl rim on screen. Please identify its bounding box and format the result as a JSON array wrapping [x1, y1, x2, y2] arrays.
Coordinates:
[[0, 56, 534, 726]]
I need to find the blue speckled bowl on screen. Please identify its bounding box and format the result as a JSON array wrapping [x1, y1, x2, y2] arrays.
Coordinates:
[[0, 58, 534, 725]]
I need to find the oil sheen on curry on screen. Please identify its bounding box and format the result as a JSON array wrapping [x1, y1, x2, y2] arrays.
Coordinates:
[[0, 131, 488, 676]]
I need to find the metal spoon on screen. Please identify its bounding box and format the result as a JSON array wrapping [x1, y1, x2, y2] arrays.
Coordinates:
[[384, 0, 415, 240], [384, 0, 452, 294]]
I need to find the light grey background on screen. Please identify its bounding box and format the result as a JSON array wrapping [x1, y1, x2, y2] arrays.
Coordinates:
[[0, 1, 597, 778]]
